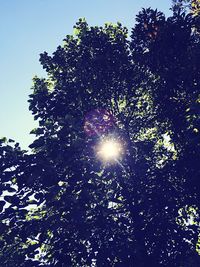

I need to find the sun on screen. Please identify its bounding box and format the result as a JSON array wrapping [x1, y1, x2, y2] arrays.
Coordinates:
[[96, 138, 123, 163]]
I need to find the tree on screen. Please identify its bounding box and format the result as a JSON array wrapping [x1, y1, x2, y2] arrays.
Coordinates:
[[0, 3, 200, 266]]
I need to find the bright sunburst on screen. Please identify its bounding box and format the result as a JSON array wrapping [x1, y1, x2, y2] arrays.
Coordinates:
[[96, 138, 123, 163]]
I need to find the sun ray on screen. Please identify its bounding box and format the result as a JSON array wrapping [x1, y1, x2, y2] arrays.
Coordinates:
[[96, 138, 123, 163]]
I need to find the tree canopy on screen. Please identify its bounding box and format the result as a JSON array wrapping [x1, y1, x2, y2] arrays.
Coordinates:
[[1, 1, 200, 266]]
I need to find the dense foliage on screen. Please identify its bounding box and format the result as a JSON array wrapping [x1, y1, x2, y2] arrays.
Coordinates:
[[0, 1, 200, 266]]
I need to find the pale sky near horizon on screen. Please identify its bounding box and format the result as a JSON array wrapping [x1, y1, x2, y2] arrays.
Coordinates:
[[0, 0, 172, 150]]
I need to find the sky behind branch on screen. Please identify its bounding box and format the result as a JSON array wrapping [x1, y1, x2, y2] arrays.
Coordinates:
[[0, 0, 171, 149]]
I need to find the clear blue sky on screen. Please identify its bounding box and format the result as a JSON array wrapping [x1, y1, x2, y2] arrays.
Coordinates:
[[0, 0, 172, 150]]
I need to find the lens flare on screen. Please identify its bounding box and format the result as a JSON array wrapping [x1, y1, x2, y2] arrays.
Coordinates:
[[84, 109, 116, 137]]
